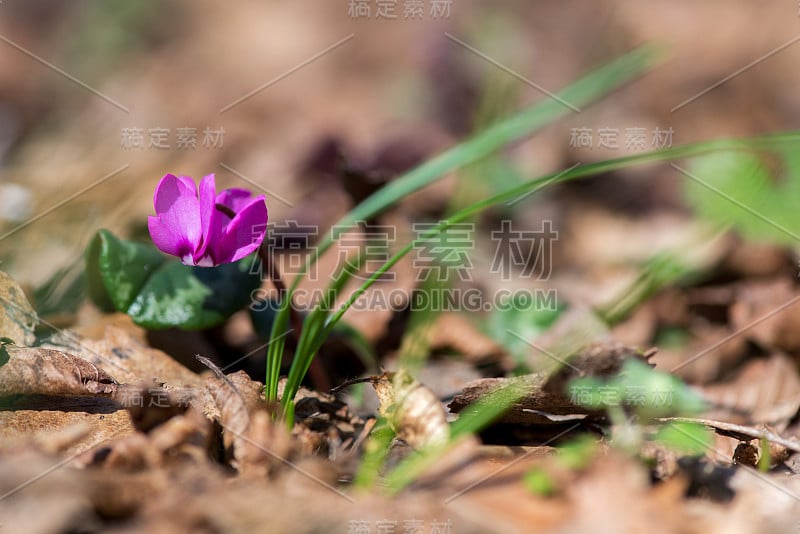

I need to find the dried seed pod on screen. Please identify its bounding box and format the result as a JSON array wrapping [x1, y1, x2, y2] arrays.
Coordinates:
[[732, 442, 759, 467], [333, 369, 449, 449], [371, 369, 449, 449]]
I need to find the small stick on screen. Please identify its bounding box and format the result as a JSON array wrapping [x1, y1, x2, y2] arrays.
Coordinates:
[[330, 376, 376, 394]]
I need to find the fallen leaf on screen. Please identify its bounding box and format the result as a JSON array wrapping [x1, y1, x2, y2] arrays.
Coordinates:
[[0, 346, 117, 397], [730, 279, 800, 353], [45, 323, 204, 388], [428, 312, 505, 365], [700, 352, 800, 428], [449, 342, 653, 424], [0, 270, 37, 346], [336, 369, 449, 449], [201, 359, 260, 464]]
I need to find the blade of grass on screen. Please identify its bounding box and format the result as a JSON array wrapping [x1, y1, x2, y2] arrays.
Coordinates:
[[280, 261, 364, 418], [311, 44, 663, 262], [597, 229, 727, 324], [320, 133, 800, 343], [267, 45, 664, 390], [295, 45, 662, 286], [265, 298, 290, 402], [356, 132, 800, 491], [354, 417, 395, 490]]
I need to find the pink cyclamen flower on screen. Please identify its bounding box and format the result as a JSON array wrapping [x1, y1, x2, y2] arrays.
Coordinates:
[[148, 173, 268, 267]]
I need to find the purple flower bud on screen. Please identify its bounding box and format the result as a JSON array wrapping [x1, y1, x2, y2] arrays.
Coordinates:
[[148, 173, 267, 266]]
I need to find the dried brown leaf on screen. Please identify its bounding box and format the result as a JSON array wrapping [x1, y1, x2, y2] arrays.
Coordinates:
[[0, 400, 135, 457], [701, 353, 800, 428], [0, 346, 117, 397], [121, 385, 193, 433], [200, 357, 271, 471], [89, 404, 212, 471], [730, 279, 800, 353], [428, 312, 505, 364], [368, 369, 449, 449], [652, 324, 748, 384], [238, 409, 293, 477], [449, 342, 652, 424], [563, 452, 691, 533], [0, 271, 37, 346], [0, 452, 93, 533], [45, 323, 203, 388], [292, 383, 367, 458]]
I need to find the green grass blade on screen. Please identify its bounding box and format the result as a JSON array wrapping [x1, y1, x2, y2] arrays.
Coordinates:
[[321, 132, 800, 340], [280, 309, 327, 419], [354, 417, 395, 490], [365, 132, 800, 491], [298, 44, 663, 283], [268, 44, 663, 407], [280, 261, 364, 417], [265, 298, 291, 401]]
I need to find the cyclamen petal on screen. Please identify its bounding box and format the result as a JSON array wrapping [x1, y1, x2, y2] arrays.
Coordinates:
[[153, 174, 197, 214], [148, 173, 268, 267], [216, 188, 252, 213], [147, 215, 194, 262], [217, 195, 268, 264], [152, 176, 202, 255], [196, 174, 220, 264]]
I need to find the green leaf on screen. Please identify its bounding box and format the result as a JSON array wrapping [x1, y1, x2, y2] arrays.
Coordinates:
[[618, 359, 707, 418], [85, 232, 120, 312], [568, 359, 707, 419], [484, 294, 564, 369], [567, 377, 614, 410], [685, 143, 800, 246], [86, 229, 166, 311], [523, 468, 557, 496], [86, 229, 260, 330], [127, 258, 259, 330], [556, 435, 598, 471], [654, 421, 712, 455], [0, 341, 11, 368]]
